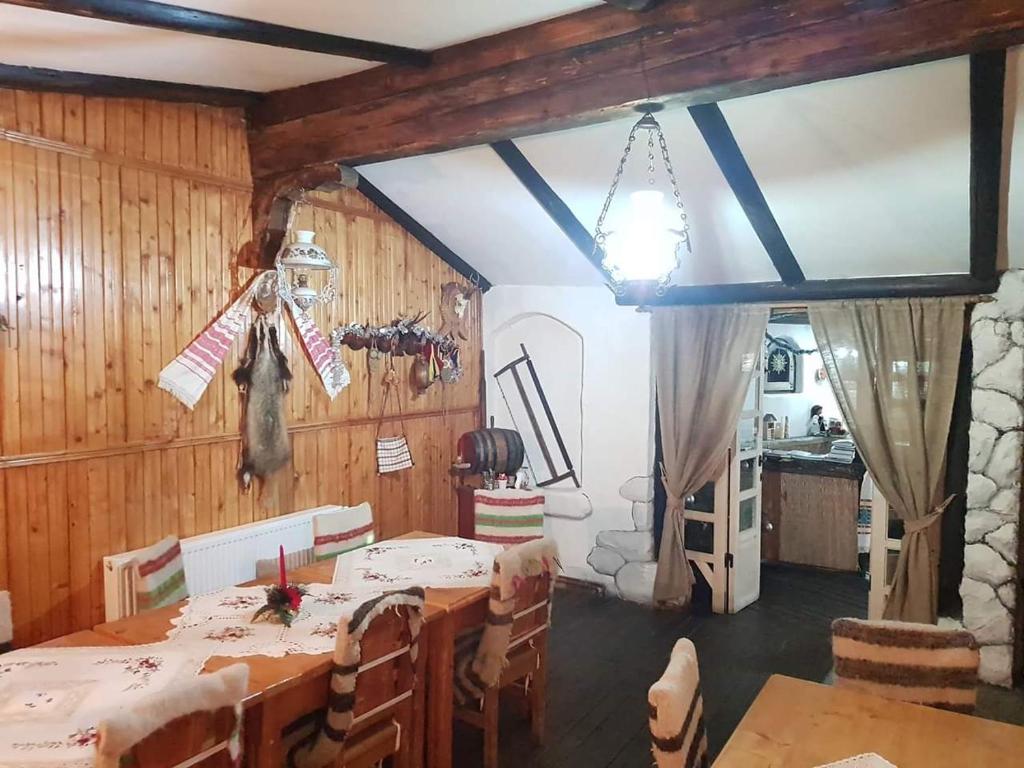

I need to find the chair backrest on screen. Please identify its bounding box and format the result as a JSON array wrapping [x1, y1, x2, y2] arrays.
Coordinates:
[[255, 547, 315, 580], [133, 535, 189, 612], [473, 489, 545, 546], [831, 617, 980, 713], [0, 590, 11, 652], [313, 502, 375, 561], [649, 638, 708, 768], [289, 587, 425, 768], [454, 537, 558, 703], [95, 663, 249, 768]]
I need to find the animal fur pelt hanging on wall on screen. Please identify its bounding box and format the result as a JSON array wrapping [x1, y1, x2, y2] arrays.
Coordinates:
[[233, 314, 292, 496]]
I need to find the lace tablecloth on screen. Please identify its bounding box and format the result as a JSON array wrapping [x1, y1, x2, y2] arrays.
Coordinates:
[[0, 644, 204, 768], [332, 537, 504, 590], [166, 583, 378, 661]]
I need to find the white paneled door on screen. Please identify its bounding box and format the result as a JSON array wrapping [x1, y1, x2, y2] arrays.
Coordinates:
[[728, 356, 763, 612]]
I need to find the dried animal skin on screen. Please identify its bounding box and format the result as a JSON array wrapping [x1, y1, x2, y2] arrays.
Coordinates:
[[233, 315, 292, 493]]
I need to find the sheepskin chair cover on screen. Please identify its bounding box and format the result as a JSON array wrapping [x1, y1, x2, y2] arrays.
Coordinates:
[[94, 663, 249, 768], [648, 638, 708, 768], [288, 586, 426, 768], [832, 617, 980, 713], [453, 537, 559, 704], [0, 590, 11, 652]]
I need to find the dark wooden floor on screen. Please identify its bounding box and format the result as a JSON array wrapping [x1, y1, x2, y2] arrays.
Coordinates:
[[453, 563, 868, 768]]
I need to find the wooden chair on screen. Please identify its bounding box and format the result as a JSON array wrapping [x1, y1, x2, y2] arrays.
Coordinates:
[[95, 663, 249, 768], [0, 590, 11, 653], [284, 587, 425, 768], [831, 617, 980, 713], [453, 538, 559, 768], [648, 638, 708, 768]]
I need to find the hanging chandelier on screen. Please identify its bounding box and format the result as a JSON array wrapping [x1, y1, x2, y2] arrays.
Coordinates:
[[593, 106, 691, 294]]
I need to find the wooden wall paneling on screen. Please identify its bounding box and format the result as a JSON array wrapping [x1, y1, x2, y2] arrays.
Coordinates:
[[0, 90, 19, 459], [0, 90, 482, 644]]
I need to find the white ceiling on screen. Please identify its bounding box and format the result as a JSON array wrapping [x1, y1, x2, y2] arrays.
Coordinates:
[[722, 57, 971, 280], [364, 52, 1024, 288], [359, 146, 602, 287], [0, 0, 600, 91]]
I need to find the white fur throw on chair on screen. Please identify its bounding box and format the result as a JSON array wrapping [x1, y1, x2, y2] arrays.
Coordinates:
[[95, 663, 249, 768], [0, 590, 12, 652], [649, 638, 708, 768]]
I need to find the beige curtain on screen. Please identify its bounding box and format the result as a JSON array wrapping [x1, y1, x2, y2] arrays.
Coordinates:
[[652, 305, 769, 606], [809, 298, 966, 623]]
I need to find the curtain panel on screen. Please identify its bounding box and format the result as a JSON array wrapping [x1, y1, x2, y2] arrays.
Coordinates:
[[651, 305, 769, 607], [809, 298, 966, 623]]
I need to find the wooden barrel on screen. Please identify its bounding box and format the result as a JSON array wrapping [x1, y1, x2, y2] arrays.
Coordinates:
[[457, 429, 525, 475]]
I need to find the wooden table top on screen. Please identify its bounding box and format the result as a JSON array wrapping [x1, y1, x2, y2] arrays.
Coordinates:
[[34, 629, 125, 648], [85, 530, 487, 700], [713, 674, 1024, 767]]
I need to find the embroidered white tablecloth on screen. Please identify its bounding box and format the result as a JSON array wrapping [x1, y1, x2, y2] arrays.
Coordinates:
[[165, 583, 378, 661], [332, 537, 504, 590], [0, 644, 204, 768]]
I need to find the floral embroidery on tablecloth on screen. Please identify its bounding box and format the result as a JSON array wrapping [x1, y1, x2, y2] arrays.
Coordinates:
[[0, 645, 204, 768], [332, 537, 503, 591], [204, 626, 254, 642]]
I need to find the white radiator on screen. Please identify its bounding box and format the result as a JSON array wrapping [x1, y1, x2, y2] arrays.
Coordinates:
[[102, 505, 343, 621]]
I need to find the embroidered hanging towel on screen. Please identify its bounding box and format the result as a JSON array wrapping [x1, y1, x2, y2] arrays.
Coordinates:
[[158, 277, 257, 409], [376, 435, 414, 474], [376, 364, 414, 474], [289, 302, 350, 400]]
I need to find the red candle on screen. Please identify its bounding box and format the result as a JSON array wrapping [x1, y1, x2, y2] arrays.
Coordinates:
[[278, 544, 287, 587]]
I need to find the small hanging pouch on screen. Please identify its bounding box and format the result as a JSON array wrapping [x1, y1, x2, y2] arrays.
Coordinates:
[[376, 363, 414, 474]]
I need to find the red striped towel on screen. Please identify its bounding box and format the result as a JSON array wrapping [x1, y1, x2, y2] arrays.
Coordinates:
[[289, 303, 349, 400], [158, 277, 257, 409]]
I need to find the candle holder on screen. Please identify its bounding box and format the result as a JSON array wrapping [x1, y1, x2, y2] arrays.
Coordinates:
[[252, 583, 307, 627], [252, 544, 307, 626]]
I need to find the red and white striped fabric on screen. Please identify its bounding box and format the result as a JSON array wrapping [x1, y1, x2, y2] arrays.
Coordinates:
[[157, 277, 257, 410], [133, 535, 189, 612], [289, 303, 349, 400], [313, 503, 376, 561], [473, 490, 545, 546]]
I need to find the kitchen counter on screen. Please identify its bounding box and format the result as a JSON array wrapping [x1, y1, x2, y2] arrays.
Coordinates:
[[761, 453, 865, 572]]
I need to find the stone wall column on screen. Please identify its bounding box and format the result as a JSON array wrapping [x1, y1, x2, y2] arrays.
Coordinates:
[[963, 271, 1024, 686]]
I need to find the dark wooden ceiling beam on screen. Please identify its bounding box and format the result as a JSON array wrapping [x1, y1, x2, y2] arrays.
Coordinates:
[[490, 139, 607, 281], [0, 61, 257, 107], [616, 274, 999, 307], [688, 103, 804, 286], [603, 0, 666, 10], [249, 0, 1024, 178], [2, 0, 431, 66], [969, 50, 1006, 282], [355, 175, 492, 292]]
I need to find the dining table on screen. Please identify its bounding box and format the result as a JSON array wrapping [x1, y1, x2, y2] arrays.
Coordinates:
[[713, 674, 1024, 767], [25, 530, 493, 768]]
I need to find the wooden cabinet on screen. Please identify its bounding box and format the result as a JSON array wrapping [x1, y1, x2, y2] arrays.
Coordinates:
[[761, 459, 863, 572]]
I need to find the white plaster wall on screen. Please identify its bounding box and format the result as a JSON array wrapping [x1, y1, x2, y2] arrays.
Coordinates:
[[763, 322, 841, 436], [483, 286, 655, 582]]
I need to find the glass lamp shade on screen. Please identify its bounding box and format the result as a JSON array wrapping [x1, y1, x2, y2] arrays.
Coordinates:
[[600, 190, 682, 284], [277, 230, 334, 271], [290, 273, 318, 311]]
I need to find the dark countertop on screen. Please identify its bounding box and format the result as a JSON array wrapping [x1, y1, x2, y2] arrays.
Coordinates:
[[762, 453, 866, 481]]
